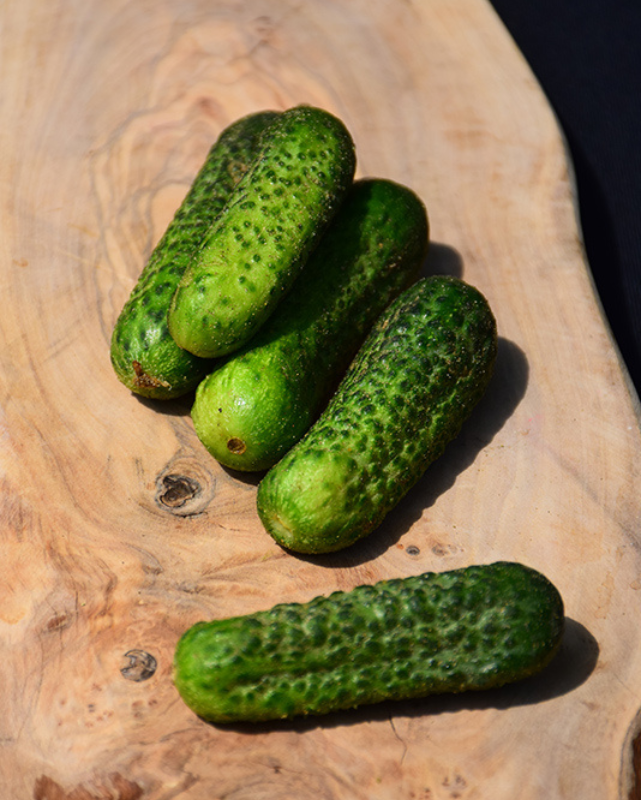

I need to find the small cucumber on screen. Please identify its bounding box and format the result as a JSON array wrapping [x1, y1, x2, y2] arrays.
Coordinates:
[[191, 178, 429, 472], [110, 110, 280, 399], [173, 562, 564, 723], [167, 105, 357, 359], [257, 275, 498, 554]]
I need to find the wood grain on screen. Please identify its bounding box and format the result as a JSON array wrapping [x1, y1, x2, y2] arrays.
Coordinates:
[[1, 0, 640, 797]]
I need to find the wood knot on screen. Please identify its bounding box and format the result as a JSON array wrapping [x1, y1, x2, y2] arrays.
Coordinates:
[[155, 453, 216, 516], [120, 649, 157, 682], [157, 474, 200, 509]]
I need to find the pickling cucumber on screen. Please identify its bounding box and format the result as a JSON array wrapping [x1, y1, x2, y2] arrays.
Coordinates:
[[257, 275, 498, 554], [173, 561, 564, 723], [191, 178, 429, 472], [110, 110, 280, 399], [167, 105, 357, 359]]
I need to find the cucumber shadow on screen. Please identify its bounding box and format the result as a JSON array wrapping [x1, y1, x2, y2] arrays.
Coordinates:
[[207, 616, 599, 735], [133, 388, 195, 417], [421, 240, 464, 280], [296, 334, 530, 569]]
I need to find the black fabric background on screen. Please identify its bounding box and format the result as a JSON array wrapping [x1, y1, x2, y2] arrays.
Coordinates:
[[488, 0, 641, 399]]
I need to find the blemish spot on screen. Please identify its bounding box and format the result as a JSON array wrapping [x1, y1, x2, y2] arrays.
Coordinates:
[[131, 361, 171, 390], [227, 438, 247, 455]]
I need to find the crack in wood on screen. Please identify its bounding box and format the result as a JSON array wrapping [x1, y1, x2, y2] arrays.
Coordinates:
[[628, 728, 641, 800]]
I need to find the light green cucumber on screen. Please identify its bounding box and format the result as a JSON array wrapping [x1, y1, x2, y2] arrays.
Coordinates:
[[173, 561, 564, 723], [167, 105, 357, 359], [257, 275, 498, 554], [191, 178, 429, 472], [110, 110, 280, 399]]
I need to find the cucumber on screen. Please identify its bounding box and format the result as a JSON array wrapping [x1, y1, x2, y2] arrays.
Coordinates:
[[190, 178, 429, 472], [173, 562, 564, 723], [110, 110, 280, 399], [167, 105, 357, 359], [257, 275, 498, 554]]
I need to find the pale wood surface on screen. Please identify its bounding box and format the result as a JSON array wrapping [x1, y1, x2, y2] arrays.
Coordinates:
[[1, 0, 641, 797]]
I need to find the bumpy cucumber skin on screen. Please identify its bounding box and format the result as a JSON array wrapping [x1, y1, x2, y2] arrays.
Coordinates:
[[173, 562, 564, 724], [167, 105, 357, 359], [191, 178, 429, 472], [110, 110, 280, 399], [257, 275, 498, 554]]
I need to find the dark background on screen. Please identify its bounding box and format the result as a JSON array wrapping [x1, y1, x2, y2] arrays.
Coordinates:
[[488, 0, 641, 400]]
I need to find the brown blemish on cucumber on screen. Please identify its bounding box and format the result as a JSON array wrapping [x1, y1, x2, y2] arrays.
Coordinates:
[[227, 438, 247, 455], [131, 360, 170, 390]]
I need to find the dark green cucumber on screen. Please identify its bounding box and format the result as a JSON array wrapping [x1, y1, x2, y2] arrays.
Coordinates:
[[173, 561, 564, 723], [110, 110, 280, 399], [167, 105, 357, 359], [191, 178, 429, 472], [257, 275, 498, 554]]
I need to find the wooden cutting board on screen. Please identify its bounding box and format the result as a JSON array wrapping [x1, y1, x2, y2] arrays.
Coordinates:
[[2, 0, 641, 797]]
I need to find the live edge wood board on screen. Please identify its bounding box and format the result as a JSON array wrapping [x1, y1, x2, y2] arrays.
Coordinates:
[[1, 0, 640, 798]]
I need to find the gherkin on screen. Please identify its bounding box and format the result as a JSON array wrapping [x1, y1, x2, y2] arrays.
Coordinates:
[[173, 562, 564, 723], [191, 177, 429, 472], [110, 109, 280, 399], [257, 275, 498, 554], [168, 105, 357, 359]]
